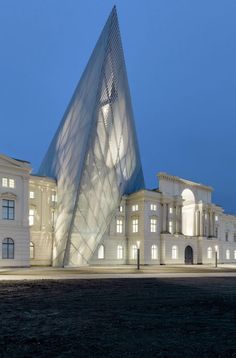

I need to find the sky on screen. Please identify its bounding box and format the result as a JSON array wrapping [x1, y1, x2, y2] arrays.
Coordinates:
[[0, 0, 236, 212]]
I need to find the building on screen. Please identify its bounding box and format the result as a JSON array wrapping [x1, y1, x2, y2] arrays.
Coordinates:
[[1, 8, 236, 267]]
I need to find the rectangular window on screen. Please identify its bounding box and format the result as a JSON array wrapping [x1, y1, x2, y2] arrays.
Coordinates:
[[226, 250, 230, 260], [2, 178, 8, 187], [29, 191, 35, 199], [225, 232, 228, 242], [2, 200, 15, 220], [9, 179, 15, 188], [29, 209, 35, 226], [116, 219, 123, 234], [169, 221, 173, 234], [52, 193, 57, 202], [234, 250, 236, 260], [132, 204, 138, 212], [234, 233, 236, 243], [119, 205, 123, 212], [132, 219, 138, 233], [150, 204, 157, 211], [215, 215, 218, 222], [150, 218, 157, 233], [169, 207, 173, 214]]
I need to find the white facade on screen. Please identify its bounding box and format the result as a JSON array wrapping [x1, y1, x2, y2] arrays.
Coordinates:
[[0, 153, 236, 267]]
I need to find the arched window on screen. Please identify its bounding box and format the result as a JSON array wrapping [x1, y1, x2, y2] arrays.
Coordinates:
[[98, 245, 105, 259], [117, 245, 123, 259], [30, 242, 35, 259], [207, 247, 212, 259], [151, 245, 158, 260], [131, 245, 137, 260], [226, 249, 230, 260], [2, 238, 14, 259], [172, 245, 178, 259]]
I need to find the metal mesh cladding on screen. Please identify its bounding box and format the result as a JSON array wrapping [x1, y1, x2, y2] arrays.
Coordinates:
[[38, 7, 144, 266]]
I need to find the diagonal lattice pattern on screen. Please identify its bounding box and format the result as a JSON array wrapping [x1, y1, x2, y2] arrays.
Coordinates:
[[39, 7, 144, 266]]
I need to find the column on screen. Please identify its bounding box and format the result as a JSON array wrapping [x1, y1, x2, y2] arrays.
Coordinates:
[[162, 203, 167, 232], [175, 205, 178, 234], [199, 210, 203, 236], [166, 203, 169, 232], [179, 206, 182, 234]]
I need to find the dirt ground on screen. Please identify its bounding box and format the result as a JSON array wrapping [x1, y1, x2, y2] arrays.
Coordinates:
[[0, 278, 236, 357]]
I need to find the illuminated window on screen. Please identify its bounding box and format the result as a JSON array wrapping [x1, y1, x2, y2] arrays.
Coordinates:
[[234, 250, 236, 260], [30, 242, 35, 259], [169, 220, 173, 234], [2, 178, 8, 187], [116, 219, 123, 234], [150, 218, 157, 233], [117, 245, 123, 259], [215, 215, 218, 222], [169, 207, 173, 214], [131, 245, 137, 259], [119, 205, 123, 212], [52, 193, 57, 202], [132, 204, 138, 212], [150, 204, 157, 211], [172, 245, 178, 259], [98, 245, 105, 259], [9, 179, 15, 188], [132, 219, 138, 233], [29, 191, 35, 199], [225, 232, 228, 242], [2, 200, 15, 220], [2, 238, 14, 259], [226, 249, 230, 260], [207, 247, 212, 259], [29, 209, 35, 226], [151, 245, 158, 260]]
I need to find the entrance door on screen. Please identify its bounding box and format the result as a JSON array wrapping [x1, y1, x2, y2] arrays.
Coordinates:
[[185, 245, 193, 264]]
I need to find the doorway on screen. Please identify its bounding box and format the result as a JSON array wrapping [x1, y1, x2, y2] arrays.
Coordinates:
[[185, 245, 193, 264]]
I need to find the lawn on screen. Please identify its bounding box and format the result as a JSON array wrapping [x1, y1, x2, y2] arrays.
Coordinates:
[[0, 278, 236, 357]]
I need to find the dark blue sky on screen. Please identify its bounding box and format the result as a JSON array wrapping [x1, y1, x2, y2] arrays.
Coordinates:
[[1, 1, 236, 212]]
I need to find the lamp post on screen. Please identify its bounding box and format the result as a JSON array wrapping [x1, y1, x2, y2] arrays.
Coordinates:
[[215, 245, 218, 268], [136, 240, 140, 270]]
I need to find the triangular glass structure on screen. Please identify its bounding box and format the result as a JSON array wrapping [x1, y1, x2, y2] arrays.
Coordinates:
[[38, 7, 144, 266]]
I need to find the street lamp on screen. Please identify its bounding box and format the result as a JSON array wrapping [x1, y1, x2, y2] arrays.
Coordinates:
[[136, 240, 140, 270], [215, 245, 218, 268]]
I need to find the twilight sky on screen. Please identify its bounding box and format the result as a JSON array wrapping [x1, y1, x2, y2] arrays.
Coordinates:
[[1, 1, 236, 212]]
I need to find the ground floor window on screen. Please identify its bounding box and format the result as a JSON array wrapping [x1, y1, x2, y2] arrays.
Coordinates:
[[131, 245, 137, 260], [30, 242, 35, 259], [2, 238, 14, 259], [117, 245, 123, 259], [98, 245, 105, 259], [151, 245, 158, 260], [234, 250, 236, 259], [207, 247, 212, 259], [226, 249, 230, 260], [172, 245, 178, 259]]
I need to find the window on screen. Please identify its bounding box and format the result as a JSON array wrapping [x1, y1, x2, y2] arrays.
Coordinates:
[[150, 218, 157, 233], [169, 220, 173, 234], [151, 245, 158, 260], [169, 207, 173, 214], [116, 219, 123, 234], [2, 200, 15, 220], [98, 245, 105, 259], [29, 191, 35, 199], [215, 215, 218, 222], [119, 205, 123, 212], [52, 193, 57, 202], [132, 204, 138, 212], [9, 179, 15, 188], [207, 247, 212, 259], [30, 242, 35, 259], [234, 233, 236, 243], [226, 249, 230, 260], [117, 245, 123, 259], [2, 178, 8, 187], [131, 245, 137, 259], [132, 218, 139, 233], [2, 238, 14, 259], [172, 245, 178, 259], [215, 227, 218, 238], [225, 232, 228, 242], [234, 250, 236, 260], [2, 178, 15, 188], [29, 209, 35, 226], [150, 204, 157, 211]]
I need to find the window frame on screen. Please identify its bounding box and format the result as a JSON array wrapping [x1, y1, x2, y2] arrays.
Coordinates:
[[2, 238, 14, 259]]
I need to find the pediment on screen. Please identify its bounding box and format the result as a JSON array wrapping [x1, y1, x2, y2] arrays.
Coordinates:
[[1, 192, 17, 200], [0, 154, 31, 171]]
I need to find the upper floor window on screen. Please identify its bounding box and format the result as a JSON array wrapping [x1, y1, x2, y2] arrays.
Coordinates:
[[98, 245, 105, 259], [29, 191, 35, 199], [234, 233, 236, 243], [215, 215, 218, 222], [116, 219, 123, 234], [151, 245, 158, 260], [150, 218, 157, 233], [172, 245, 178, 259], [150, 204, 157, 211], [132, 218, 139, 233], [29, 209, 35, 226], [169, 220, 173, 234], [30, 242, 35, 259], [2, 238, 14, 259], [132, 204, 138, 212], [226, 249, 230, 260], [117, 245, 123, 259], [119, 205, 123, 212], [207, 247, 212, 259], [169, 207, 173, 214], [225, 232, 229, 242], [51, 193, 57, 202], [215, 227, 218, 238], [2, 178, 15, 188], [2, 200, 15, 220]]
